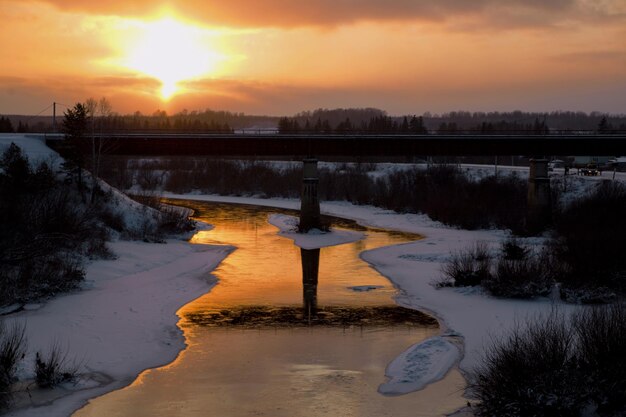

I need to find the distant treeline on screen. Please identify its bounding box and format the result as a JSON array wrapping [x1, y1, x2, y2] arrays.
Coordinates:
[[278, 114, 429, 134], [279, 109, 625, 135], [2, 109, 278, 134], [0, 116, 30, 133], [3, 108, 626, 133], [425, 110, 626, 132], [97, 110, 235, 133]]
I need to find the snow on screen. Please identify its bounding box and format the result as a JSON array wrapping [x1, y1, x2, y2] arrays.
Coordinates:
[[2, 135, 235, 417], [268, 213, 364, 249], [5, 239, 233, 417], [379, 336, 460, 395], [162, 194, 583, 388], [3, 135, 624, 414], [0, 134, 61, 168]]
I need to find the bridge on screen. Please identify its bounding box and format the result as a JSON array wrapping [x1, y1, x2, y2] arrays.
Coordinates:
[[45, 132, 626, 158], [45, 132, 626, 234]]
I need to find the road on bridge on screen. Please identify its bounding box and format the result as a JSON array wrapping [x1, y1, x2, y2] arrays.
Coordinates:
[[46, 133, 626, 159]]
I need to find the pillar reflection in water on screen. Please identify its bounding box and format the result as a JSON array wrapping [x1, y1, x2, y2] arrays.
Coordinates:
[[301, 248, 320, 320]]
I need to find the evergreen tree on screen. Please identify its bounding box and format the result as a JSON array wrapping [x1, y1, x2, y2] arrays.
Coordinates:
[[314, 118, 323, 133], [533, 118, 549, 135], [16, 121, 29, 133], [401, 117, 410, 133], [335, 118, 353, 134], [278, 117, 291, 134], [0, 143, 30, 193], [322, 119, 332, 134], [0, 116, 14, 133], [409, 116, 427, 134], [62, 103, 88, 193], [598, 116, 612, 134]]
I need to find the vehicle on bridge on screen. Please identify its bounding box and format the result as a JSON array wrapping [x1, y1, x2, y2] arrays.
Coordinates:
[[548, 159, 565, 171], [579, 163, 600, 176]]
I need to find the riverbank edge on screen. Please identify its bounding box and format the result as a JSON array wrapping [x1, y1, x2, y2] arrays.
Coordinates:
[[166, 195, 475, 378], [162, 194, 575, 412], [5, 235, 234, 417], [6, 192, 563, 417]]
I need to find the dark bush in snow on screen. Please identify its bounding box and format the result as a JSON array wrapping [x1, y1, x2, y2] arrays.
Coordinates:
[[471, 304, 626, 417], [501, 238, 530, 261], [547, 181, 626, 298], [438, 242, 492, 287], [482, 251, 553, 298], [0, 144, 115, 306], [35, 343, 79, 388], [0, 322, 26, 410], [110, 157, 530, 232], [572, 303, 626, 416]]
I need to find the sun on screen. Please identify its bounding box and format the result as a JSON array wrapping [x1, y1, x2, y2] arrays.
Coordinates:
[[122, 17, 224, 100]]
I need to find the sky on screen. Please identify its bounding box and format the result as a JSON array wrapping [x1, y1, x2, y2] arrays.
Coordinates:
[[0, 0, 625, 116]]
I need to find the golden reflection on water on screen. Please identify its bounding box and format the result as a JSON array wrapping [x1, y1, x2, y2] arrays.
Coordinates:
[[180, 201, 421, 317], [73, 200, 468, 417]]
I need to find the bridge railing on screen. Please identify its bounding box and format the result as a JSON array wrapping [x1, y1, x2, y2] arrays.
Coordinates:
[[42, 128, 626, 137]]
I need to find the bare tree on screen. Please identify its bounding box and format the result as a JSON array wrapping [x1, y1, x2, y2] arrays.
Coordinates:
[[85, 97, 114, 203]]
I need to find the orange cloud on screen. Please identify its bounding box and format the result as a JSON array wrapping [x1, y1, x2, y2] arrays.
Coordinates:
[[1, 0, 625, 115], [8, 0, 621, 28]]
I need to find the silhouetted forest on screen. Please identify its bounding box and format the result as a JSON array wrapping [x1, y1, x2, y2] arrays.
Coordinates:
[[2, 108, 625, 133], [278, 110, 625, 134], [278, 114, 428, 134], [426, 111, 626, 132]]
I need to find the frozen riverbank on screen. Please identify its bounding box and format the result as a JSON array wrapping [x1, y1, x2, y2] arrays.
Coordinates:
[[1, 185, 575, 416], [164, 193, 579, 383], [4, 237, 233, 417]]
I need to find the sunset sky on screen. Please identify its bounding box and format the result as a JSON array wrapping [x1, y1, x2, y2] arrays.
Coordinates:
[[0, 0, 625, 116]]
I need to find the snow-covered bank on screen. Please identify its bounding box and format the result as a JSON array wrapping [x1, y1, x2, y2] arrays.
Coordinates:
[[0, 134, 59, 167], [4, 236, 232, 417], [1, 134, 238, 417], [164, 194, 581, 389], [268, 213, 364, 249]]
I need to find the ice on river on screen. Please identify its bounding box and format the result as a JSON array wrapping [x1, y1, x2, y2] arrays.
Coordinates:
[[379, 336, 460, 395], [268, 213, 364, 249], [348, 285, 384, 292]]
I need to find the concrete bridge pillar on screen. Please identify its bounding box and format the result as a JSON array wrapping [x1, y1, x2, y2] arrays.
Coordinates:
[[300, 158, 321, 232], [527, 158, 551, 232], [301, 248, 320, 320]]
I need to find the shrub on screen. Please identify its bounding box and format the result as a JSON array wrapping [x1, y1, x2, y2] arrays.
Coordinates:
[[0, 146, 111, 306], [501, 238, 530, 261], [157, 204, 195, 234], [551, 181, 626, 295], [471, 310, 582, 417], [0, 322, 26, 410], [35, 343, 79, 388], [97, 206, 126, 232], [112, 157, 530, 232], [572, 303, 626, 415], [483, 251, 553, 298], [129, 193, 195, 237], [471, 305, 626, 417], [439, 242, 492, 287]]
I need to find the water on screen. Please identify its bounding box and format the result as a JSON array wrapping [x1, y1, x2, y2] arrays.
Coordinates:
[[74, 201, 467, 417]]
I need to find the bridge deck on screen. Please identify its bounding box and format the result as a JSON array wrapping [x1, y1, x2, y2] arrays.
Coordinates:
[[45, 133, 626, 157]]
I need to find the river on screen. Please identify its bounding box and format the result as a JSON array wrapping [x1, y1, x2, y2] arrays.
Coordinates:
[[73, 200, 466, 417]]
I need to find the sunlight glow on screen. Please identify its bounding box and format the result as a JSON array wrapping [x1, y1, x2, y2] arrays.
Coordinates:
[[122, 17, 225, 100]]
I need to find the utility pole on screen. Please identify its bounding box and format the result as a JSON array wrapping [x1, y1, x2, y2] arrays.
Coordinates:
[[495, 155, 498, 178], [52, 102, 57, 133]]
